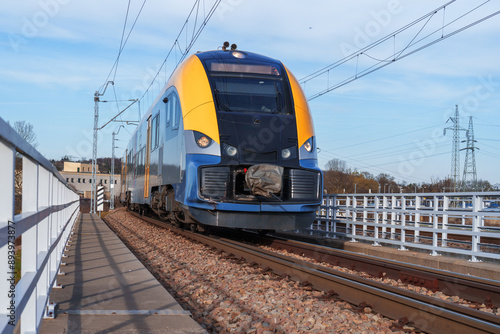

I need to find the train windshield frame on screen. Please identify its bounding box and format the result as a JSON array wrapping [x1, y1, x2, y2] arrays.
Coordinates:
[[205, 59, 292, 115]]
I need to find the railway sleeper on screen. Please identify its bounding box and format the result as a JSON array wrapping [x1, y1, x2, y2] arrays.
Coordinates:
[[390, 317, 415, 331], [399, 272, 439, 292]]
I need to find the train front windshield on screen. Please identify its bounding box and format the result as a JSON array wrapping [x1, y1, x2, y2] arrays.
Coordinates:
[[206, 60, 291, 115]]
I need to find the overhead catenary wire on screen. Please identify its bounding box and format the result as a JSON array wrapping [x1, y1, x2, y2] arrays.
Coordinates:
[[299, 1, 457, 84], [98, 0, 221, 124], [99, 0, 148, 93], [301, 0, 499, 100], [138, 0, 222, 104], [113, 0, 132, 82]]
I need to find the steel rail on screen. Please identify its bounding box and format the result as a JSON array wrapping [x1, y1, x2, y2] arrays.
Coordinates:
[[127, 212, 500, 334], [260, 235, 500, 306]]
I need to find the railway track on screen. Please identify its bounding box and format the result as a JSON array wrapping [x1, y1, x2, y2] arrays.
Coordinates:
[[251, 233, 500, 306], [128, 211, 500, 334]]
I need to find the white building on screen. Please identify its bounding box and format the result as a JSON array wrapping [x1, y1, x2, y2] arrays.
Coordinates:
[[60, 162, 120, 199]]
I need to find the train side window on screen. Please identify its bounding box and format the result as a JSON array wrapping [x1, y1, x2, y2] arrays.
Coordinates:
[[151, 114, 158, 150], [130, 155, 133, 174], [138, 148, 144, 175], [166, 98, 171, 128], [155, 113, 160, 146], [141, 148, 145, 174], [133, 155, 137, 178], [172, 94, 180, 130]]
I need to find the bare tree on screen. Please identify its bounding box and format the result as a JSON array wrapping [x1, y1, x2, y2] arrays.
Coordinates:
[[8, 121, 38, 214], [324, 158, 348, 172], [9, 120, 38, 148]]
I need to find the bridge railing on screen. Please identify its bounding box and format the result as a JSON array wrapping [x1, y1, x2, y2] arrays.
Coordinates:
[[0, 118, 80, 334], [314, 192, 500, 262]]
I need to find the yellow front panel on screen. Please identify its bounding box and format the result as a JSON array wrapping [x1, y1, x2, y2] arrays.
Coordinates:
[[285, 67, 315, 147], [171, 55, 220, 143]]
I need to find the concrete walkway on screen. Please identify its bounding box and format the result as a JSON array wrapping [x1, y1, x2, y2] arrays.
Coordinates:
[[39, 213, 206, 334]]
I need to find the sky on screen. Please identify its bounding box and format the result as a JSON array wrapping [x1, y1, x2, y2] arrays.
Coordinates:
[[1, 0, 499, 186]]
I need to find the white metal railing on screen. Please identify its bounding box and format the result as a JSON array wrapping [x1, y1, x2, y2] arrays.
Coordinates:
[[0, 118, 80, 334], [314, 192, 500, 262]]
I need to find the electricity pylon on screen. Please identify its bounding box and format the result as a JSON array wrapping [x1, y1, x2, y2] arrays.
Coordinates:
[[461, 116, 478, 191], [444, 105, 466, 192]]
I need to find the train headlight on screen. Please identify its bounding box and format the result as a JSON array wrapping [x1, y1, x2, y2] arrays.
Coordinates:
[[197, 136, 210, 147], [303, 137, 313, 152], [231, 51, 246, 59], [281, 148, 291, 159], [194, 131, 212, 148], [224, 144, 238, 157]]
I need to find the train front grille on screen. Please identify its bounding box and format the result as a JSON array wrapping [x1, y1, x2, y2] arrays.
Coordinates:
[[200, 167, 230, 198], [286, 169, 321, 201]]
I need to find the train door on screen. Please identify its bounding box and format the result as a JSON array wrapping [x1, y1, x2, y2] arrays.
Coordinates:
[[144, 116, 151, 198]]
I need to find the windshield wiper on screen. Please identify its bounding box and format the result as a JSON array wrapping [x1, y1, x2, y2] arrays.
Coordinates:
[[214, 89, 231, 111], [272, 83, 283, 114]]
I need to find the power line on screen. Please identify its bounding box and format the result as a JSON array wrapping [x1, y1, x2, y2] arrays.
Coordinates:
[[100, 0, 148, 93], [113, 0, 132, 82], [350, 142, 449, 161], [319, 150, 436, 183], [323, 122, 443, 152], [138, 0, 222, 104], [481, 142, 500, 151], [476, 138, 500, 142], [320, 149, 451, 170], [480, 149, 500, 160], [301, 1, 500, 100]]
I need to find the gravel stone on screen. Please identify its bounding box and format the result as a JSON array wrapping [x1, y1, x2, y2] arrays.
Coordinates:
[[105, 208, 423, 333]]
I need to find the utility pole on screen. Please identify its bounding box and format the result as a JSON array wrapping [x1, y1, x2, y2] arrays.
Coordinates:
[[91, 92, 99, 214], [91, 81, 113, 214], [444, 105, 466, 192], [461, 116, 478, 191], [111, 131, 116, 210]]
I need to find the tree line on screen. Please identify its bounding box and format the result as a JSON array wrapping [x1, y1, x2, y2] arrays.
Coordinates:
[[323, 158, 497, 194]]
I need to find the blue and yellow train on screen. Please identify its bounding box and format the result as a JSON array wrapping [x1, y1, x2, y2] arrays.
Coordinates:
[[121, 44, 322, 231]]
